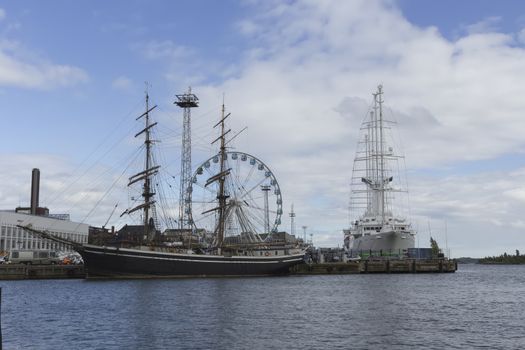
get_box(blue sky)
[0,1,250,156]
[2,0,525,257]
[399,0,525,38]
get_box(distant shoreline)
[457,256,525,265]
[477,261,525,265]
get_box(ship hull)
[77,244,305,278]
[348,231,415,254]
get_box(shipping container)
[407,248,433,259]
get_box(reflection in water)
[1,265,525,349]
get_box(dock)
[0,264,85,280]
[0,259,457,279]
[290,258,457,275]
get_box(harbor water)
[1,264,524,349]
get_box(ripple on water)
[1,264,525,349]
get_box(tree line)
[478,250,525,264]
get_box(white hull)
[347,230,415,254]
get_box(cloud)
[464,16,501,34]
[0,37,89,89]
[4,0,524,258]
[196,0,525,170]
[517,28,525,44]
[236,19,258,36]
[185,0,525,254]
[0,153,142,228]
[133,39,208,87]
[112,75,134,92]
[0,10,88,89]
[409,168,525,256]
[503,187,525,203]
[138,40,193,61]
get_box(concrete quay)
[0,264,85,280]
[0,259,457,279]
[290,258,458,275]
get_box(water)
[1,264,524,349]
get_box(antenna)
[175,87,199,230]
[302,225,307,243]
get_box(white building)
[0,211,88,253]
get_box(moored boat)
[344,85,415,257]
[23,91,305,278]
[78,244,304,278]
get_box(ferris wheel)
[189,151,283,242]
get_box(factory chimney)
[30,168,40,215]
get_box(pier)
[0,264,85,280]
[290,258,457,275]
[0,259,457,279]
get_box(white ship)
[344,85,415,257]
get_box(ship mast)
[377,84,386,224]
[144,93,152,236]
[214,102,230,252]
[124,90,159,242]
[365,85,386,224]
[372,90,379,220]
[365,115,371,214]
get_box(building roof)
[0,211,89,235]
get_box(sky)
[1,0,525,258]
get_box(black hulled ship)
[26,92,304,278]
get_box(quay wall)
[0,259,457,279]
[290,259,457,275]
[0,264,85,280]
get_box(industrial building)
[0,211,88,252]
[0,168,89,253]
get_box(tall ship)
[22,91,305,278]
[344,85,415,257]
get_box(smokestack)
[30,168,40,215]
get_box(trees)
[478,251,525,264]
[430,237,440,258]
